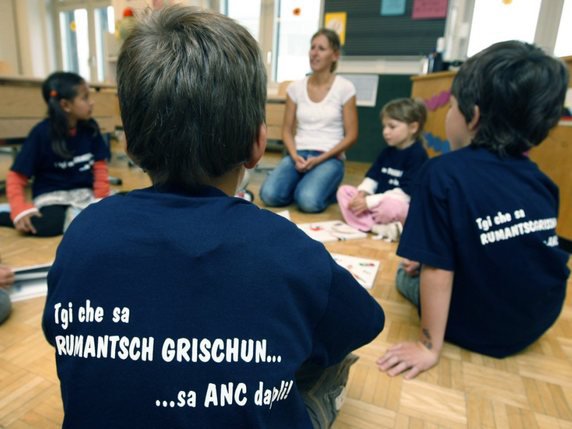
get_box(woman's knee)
[260,182,292,207]
[295,189,328,213]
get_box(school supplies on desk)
[9,263,51,302]
[331,253,380,290]
[297,221,367,243]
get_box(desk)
[411,56,572,240]
[0,75,121,139]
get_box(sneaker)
[235,189,254,202]
[371,221,403,242]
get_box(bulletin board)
[324,0,447,56]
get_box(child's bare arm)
[377,266,453,379]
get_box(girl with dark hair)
[0,71,111,237]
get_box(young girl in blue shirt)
[337,97,428,237]
[0,71,111,237]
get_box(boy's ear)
[244,124,267,169]
[468,105,480,131]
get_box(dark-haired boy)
[42,5,384,428]
[378,40,570,379]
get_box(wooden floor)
[0,147,571,428]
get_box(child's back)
[378,40,569,379]
[41,6,384,428]
[47,184,382,427]
[400,144,568,356]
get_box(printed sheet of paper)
[297,221,367,243]
[331,253,380,290]
[276,210,291,221]
[9,263,51,302]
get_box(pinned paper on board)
[331,253,380,289]
[324,12,347,45]
[412,0,448,19]
[381,0,406,16]
[297,221,367,243]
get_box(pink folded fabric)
[337,185,409,231]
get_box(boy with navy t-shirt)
[42,6,384,428]
[377,41,570,379]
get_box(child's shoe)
[371,221,403,242]
[235,189,254,202]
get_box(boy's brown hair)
[117,5,267,190]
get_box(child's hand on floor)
[15,212,41,235]
[0,266,14,288]
[376,340,439,379]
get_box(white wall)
[0,0,20,73]
[0,0,55,77]
[15,0,56,77]
[112,0,217,15]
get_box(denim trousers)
[297,354,359,429]
[0,289,12,325]
[260,151,344,213]
[395,265,420,307]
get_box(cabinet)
[0,76,121,139]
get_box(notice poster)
[381,0,406,16]
[324,12,347,45]
[412,0,448,19]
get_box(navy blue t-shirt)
[398,146,569,358]
[365,140,428,195]
[11,119,110,198]
[42,185,384,428]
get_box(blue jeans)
[260,151,344,213]
[396,265,420,307]
[0,289,12,325]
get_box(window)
[54,1,115,82]
[467,0,542,57]
[224,0,262,41]
[222,0,322,83]
[274,0,322,82]
[554,0,572,56]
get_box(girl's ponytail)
[41,72,86,159]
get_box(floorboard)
[0,146,570,428]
